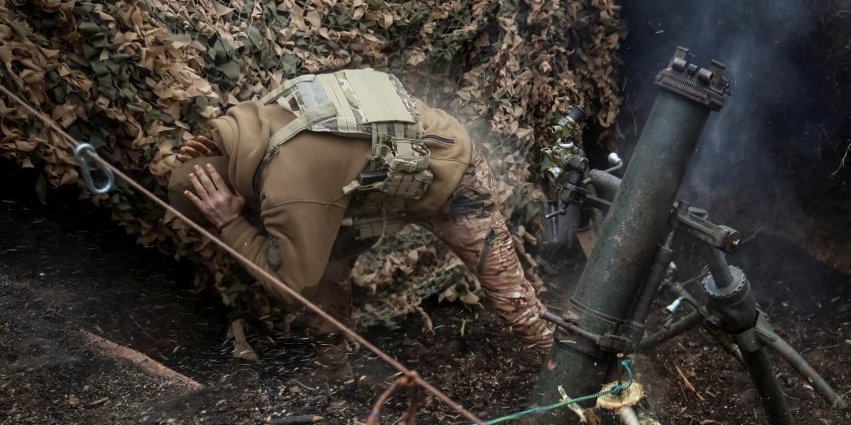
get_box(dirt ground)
[1,166,850,425]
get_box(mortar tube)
[528,89,713,423]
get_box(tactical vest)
[257,69,432,238]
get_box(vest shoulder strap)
[258,74,315,105]
[265,102,337,159]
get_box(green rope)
[475,359,635,425]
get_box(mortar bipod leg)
[703,323,746,366]
[639,310,703,351]
[737,342,796,425]
[651,282,743,363]
[752,313,848,408]
[700,246,795,425]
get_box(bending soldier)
[168,69,553,384]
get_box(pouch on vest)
[343,136,433,200]
[341,215,406,240]
[341,195,407,239]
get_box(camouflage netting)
[0,0,621,330]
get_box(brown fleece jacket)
[211,100,472,303]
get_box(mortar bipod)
[532,47,837,425]
[560,179,843,411]
[636,202,848,416]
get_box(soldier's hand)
[177,136,222,162]
[184,162,244,229]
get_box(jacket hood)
[208,101,270,202]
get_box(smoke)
[618,0,850,236]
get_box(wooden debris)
[80,330,203,391]
[270,414,324,424]
[674,364,704,401]
[596,382,646,410]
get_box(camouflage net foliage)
[0,0,621,330]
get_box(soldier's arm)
[218,201,343,306]
[183,163,304,304]
[177,136,221,162]
[217,214,303,304]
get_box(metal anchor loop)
[73,143,114,195]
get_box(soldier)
[168,69,553,385]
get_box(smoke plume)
[618,0,851,239]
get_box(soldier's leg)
[300,260,353,384]
[421,149,554,353]
[302,255,355,337]
[299,229,366,384]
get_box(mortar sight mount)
[541,105,621,222]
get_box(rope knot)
[366,370,423,425]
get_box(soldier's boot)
[294,333,353,391]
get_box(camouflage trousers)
[413,148,553,351]
[306,148,554,353]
